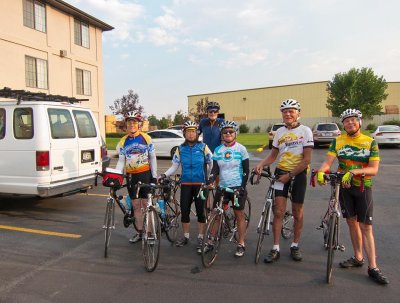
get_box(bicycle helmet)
[206,101,220,111]
[183,120,198,130]
[280,99,301,112]
[219,120,239,133]
[125,112,143,122]
[340,109,362,122]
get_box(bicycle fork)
[103,197,116,230]
[257,200,272,235]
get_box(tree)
[173,110,189,125]
[158,117,170,129]
[326,67,388,119]
[147,114,159,127]
[189,97,209,122]
[109,89,144,118]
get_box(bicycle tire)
[201,212,223,268]
[104,199,115,258]
[281,211,294,239]
[233,196,251,242]
[255,200,271,264]
[164,198,181,243]
[326,213,337,283]
[142,206,161,272]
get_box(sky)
[64,0,400,118]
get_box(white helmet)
[124,112,143,122]
[280,99,301,112]
[183,120,198,131]
[219,120,238,133]
[340,109,362,122]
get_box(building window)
[23,0,46,32]
[74,19,90,48]
[25,56,48,89]
[76,69,92,96]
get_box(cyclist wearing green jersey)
[317,109,389,285]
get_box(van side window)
[73,110,97,138]
[0,108,5,139]
[48,108,75,139]
[14,108,33,139]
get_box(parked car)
[312,122,341,147]
[147,129,185,157]
[168,125,184,131]
[371,125,400,146]
[268,123,285,149]
[0,87,106,198]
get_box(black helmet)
[206,101,220,111]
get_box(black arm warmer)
[208,160,220,182]
[241,158,250,188]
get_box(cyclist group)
[114,99,388,285]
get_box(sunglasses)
[222,130,235,135]
[127,121,139,125]
[208,110,218,114]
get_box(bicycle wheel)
[201,212,223,268]
[233,196,251,242]
[142,206,161,272]
[164,197,181,243]
[281,211,294,239]
[326,213,338,283]
[322,219,329,249]
[103,198,115,258]
[255,201,271,264]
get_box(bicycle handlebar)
[250,167,272,185]
[310,169,365,192]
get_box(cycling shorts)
[339,186,373,225]
[180,185,206,223]
[274,168,307,204]
[213,186,247,211]
[127,170,152,199]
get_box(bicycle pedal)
[339,245,345,252]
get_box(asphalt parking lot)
[0,147,399,302]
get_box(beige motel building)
[188,81,400,132]
[0,0,113,136]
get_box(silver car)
[312,122,341,147]
[371,125,400,146]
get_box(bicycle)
[200,185,251,268]
[311,170,365,284]
[96,168,139,258]
[250,167,294,264]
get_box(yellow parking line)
[0,225,81,238]
[79,193,109,197]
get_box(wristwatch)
[288,172,294,178]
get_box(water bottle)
[125,195,132,214]
[157,198,165,219]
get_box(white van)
[0,88,107,197]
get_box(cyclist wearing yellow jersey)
[317,109,388,285]
[255,99,313,263]
[116,112,157,244]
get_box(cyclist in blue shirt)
[159,121,213,254]
[199,101,224,153]
[207,120,250,257]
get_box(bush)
[106,132,125,138]
[383,119,400,126]
[239,124,249,133]
[366,123,377,131]
[253,126,261,133]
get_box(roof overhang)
[45,0,114,31]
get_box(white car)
[371,125,400,146]
[147,129,185,157]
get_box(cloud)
[147,28,178,46]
